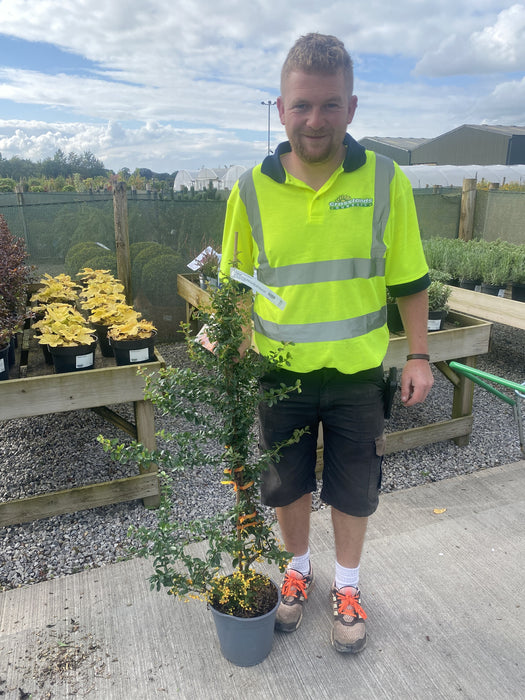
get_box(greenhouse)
[400,163,525,188]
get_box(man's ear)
[347,95,358,125]
[277,96,285,125]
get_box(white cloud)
[415,4,525,76]
[0,118,270,171]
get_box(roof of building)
[360,136,430,151]
[453,124,525,136]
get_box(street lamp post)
[261,100,276,155]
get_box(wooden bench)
[449,286,525,331]
[0,326,163,526]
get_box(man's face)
[277,69,357,166]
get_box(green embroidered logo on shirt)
[329,194,373,210]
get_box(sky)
[0,0,524,175]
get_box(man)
[220,33,433,654]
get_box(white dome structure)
[222,165,247,190]
[173,169,197,191]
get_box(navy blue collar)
[260,133,367,183]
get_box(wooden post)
[135,399,160,508]
[451,355,476,446]
[458,177,477,241]
[15,185,29,251]
[113,182,132,304]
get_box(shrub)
[509,246,525,284]
[427,280,451,312]
[480,240,514,286]
[0,214,33,345]
[140,254,182,306]
[65,241,100,276]
[83,252,118,278]
[0,178,16,193]
[460,240,484,282]
[131,242,176,293]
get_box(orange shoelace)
[336,589,367,619]
[282,571,309,599]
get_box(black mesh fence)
[0,191,226,341]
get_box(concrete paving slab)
[1,462,524,699]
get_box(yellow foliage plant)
[33,303,95,347]
[31,273,80,310]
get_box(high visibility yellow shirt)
[220,135,429,374]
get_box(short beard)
[289,133,336,165]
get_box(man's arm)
[396,289,434,406]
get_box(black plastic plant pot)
[50,338,97,373]
[110,333,156,366]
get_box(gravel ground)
[1,323,524,592]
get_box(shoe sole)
[330,628,367,654]
[275,611,303,633]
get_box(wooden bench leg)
[134,399,161,508]
[451,355,476,447]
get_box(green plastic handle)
[449,361,524,407]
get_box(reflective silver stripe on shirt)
[238,154,395,287]
[253,306,387,343]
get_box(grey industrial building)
[359,125,525,166]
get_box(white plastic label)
[129,348,150,363]
[0,358,5,373]
[427,318,442,331]
[230,268,286,310]
[76,352,94,369]
[187,246,222,271]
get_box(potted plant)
[32,303,97,373]
[106,315,157,365]
[0,298,14,380]
[78,267,132,356]
[459,240,483,290]
[385,287,403,333]
[480,240,513,296]
[505,244,525,302]
[77,267,157,364]
[427,272,451,331]
[187,246,222,290]
[442,238,465,286]
[0,215,33,378]
[99,276,307,666]
[31,273,81,311]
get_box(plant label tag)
[76,352,94,369]
[194,324,218,354]
[0,358,5,373]
[187,246,222,271]
[129,348,150,363]
[230,268,286,310]
[427,318,442,331]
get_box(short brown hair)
[281,33,354,95]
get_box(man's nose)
[306,107,325,129]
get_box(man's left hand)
[400,360,434,406]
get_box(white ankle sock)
[335,561,360,590]
[289,549,311,576]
